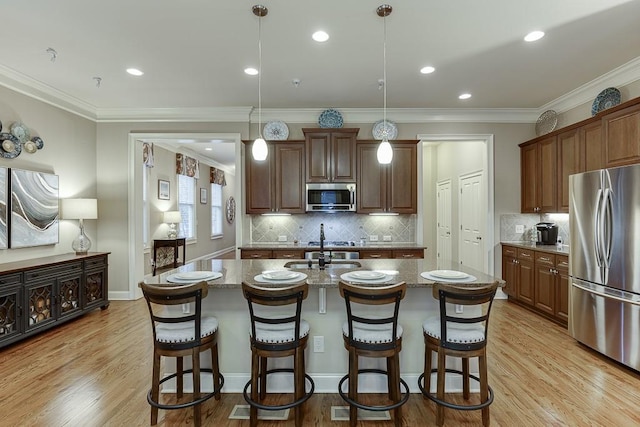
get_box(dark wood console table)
[0,252,110,349]
[153,238,186,275]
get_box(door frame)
[417,133,495,275]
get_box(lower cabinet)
[0,253,110,349]
[241,248,424,260]
[502,244,568,326]
[240,249,305,259]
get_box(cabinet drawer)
[271,250,304,259]
[535,253,555,266]
[392,249,424,259]
[359,250,393,259]
[502,246,518,257]
[556,255,569,270]
[0,273,22,286]
[241,250,272,259]
[85,256,107,269]
[25,262,83,281]
[517,249,534,261]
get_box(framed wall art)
[9,169,59,248]
[0,167,7,249]
[200,188,207,204]
[158,179,170,200]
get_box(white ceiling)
[2,0,640,168]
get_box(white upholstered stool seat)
[342,319,403,344]
[157,317,219,343]
[422,317,485,344]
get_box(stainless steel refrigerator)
[569,163,640,371]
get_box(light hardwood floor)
[1,298,639,426]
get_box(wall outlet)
[383,235,392,241]
[278,235,287,242]
[515,224,525,233]
[313,336,325,353]
[369,235,379,242]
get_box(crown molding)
[96,107,253,123]
[539,56,640,114]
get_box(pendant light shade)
[252,5,268,161]
[377,5,393,164]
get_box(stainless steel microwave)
[306,183,356,212]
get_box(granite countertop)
[501,241,570,256]
[146,258,501,289]
[238,242,426,250]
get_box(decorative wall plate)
[10,122,30,143]
[591,87,621,116]
[0,133,21,159]
[318,108,343,128]
[535,110,558,136]
[31,136,44,149]
[24,140,37,154]
[372,119,398,140]
[263,120,289,140]
[226,196,236,224]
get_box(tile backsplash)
[250,213,417,243]
[500,213,570,244]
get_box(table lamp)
[61,198,98,255]
[163,210,182,239]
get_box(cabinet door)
[555,256,570,323]
[388,144,417,213]
[357,144,387,213]
[25,280,55,332]
[331,131,357,182]
[305,132,331,182]
[0,284,23,345]
[538,136,558,213]
[604,105,640,167]
[557,130,580,213]
[275,143,305,213]
[58,272,82,319]
[501,254,518,298]
[246,145,274,214]
[518,258,535,306]
[520,143,539,213]
[580,120,603,172]
[534,254,556,316]
[85,268,107,309]
[241,250,273,259]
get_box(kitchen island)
[145,258,502,394]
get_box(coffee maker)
[536,222,558,245]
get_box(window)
[178,174,196,239]
[211,183,223,238]
[142,165,149,248]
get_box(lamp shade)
[163,210,182,224]
[61,198,98,220]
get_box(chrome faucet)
[318,223,331,269]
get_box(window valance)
[210,167,227,186]
[176,153,199,178]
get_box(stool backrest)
[432,282,498,352]
[241,282,309,351]
[139,281,208,350]
[339,281,407,351]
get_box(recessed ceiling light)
[312,31,329,42]
[126,68,144,76]
[459,93,472,100]
[420,66,435,74]
[244,67,259,76]
[524,31,545,42]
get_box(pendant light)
[376,4,393,164]
[252,5,268,161]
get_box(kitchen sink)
[284,261,362,270]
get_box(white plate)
[340,272,391,284]
[263,120,289,140]
[166,271,222,283]
[175,271,219,280]
[372,119,398,140]
[261,270,300,280]
[428,270,469,279]
[254,272,307,283]
[349,270,386,280]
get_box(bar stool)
[241,282,315,427]
[338,281,409,427]
[418,283,498,426]
[139,281,224,427]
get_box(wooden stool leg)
[176,356,184,399]
[294,347,305,427]
[462,357,470,400]
[389,354,402,427]
[250,350,259,427]
[348,348,358,427]
[211,343,221,400]
[151,351,161,425]
[480,353,490,427]
[424,342,432,398]
[436,349,446,426]
[259,356,268,400]
[192,349,201,427]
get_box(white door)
[459,172,485,272]
[436,180,452,269]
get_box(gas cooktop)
[308,240,355,247]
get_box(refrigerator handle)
[594,188,603,267]
[572,281,640,307]
[602,187,613,268]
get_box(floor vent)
[228,404,290,420]
[330,406,391,421]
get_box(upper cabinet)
[356,141,417,214]
[303,128,358,182]
[245,141,306,214]
[603,104,640,167]
[520,136,558,213]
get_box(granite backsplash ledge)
[250,213,417,244]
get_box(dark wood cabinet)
[271,249,305,259]
[245,141,306,214]
[0,253,109,349]
[240,249,305,259]
[517,249,535,306]
[391,249,424,259]
[603,104,640,167]
[555,256,569,323]
[534,253,556,316]
[303,128,358,182]
[557,129,581,212]
[580,120,603,172]
[501,246,518,298]
[521,136,558,214]
[359,249,393,259]
[520,143,539,213]
[357,141,417,214]
[153,238,186,275]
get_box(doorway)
[459,171,485,271]
[436,179,452,269]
